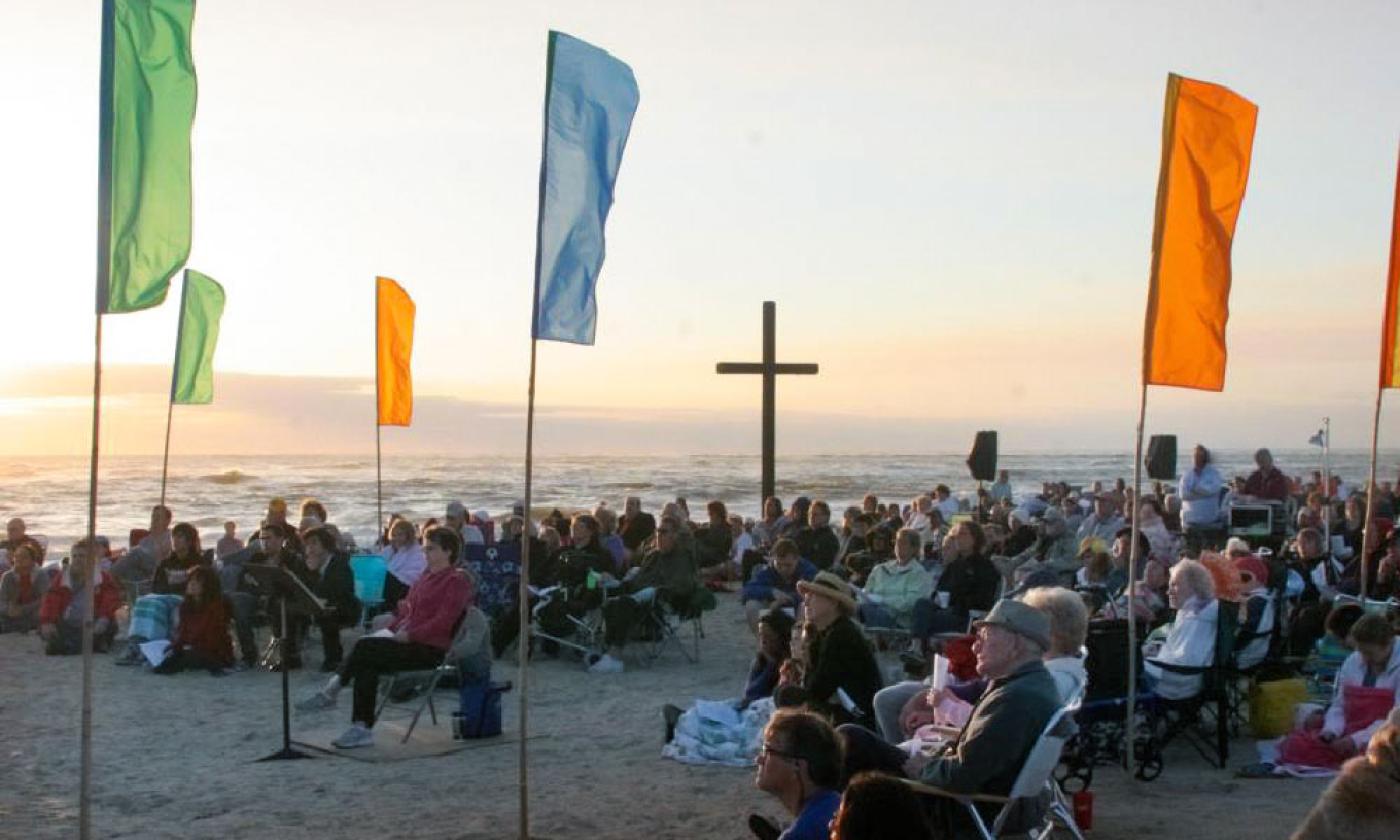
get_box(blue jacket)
[741,558,817,604]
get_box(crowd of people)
[3,445,1400,837]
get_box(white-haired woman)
[1142,559,1218,700]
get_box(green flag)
[171,270,224,404]
[98,0,198,314]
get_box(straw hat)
[796,571,858,614]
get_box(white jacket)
[1143,598,1218,700]
[1322,641,1400,747]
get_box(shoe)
[114,649,144,666]
[319,659,341,673]
[296,690,338,713]
[332,724,374,749]
[588,653,624,674]
[1235,762,1278,779]
[663,704,684,743]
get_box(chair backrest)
[1004,705,1076,800]
[349,553,388,605]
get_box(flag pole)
[518,337,538,840]
[82,4,116,837]
[1361,391,1383,599]
[159,399,174,508]
[1124,380,1147,781]
[374,281,384,539]
[1321,416,1331,550]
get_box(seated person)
[224,521,306,670]
[775,572,882,728]
[380,518,426,612]
[729,514,756,579]
[215,520,243,561]
[296,526,474,749]
[908,521,1001,640]
[292,526,361,671]
[589,515,700,675]
[111,504,173,587]
[0,542,48,633]
[997,508,1076,584]
[39,538,122,655]
[839,527,892,587]
[836,599,1063,837]
[1273,613,1399,771]
[794,501,840,572]
[1142,558,1219,700]
[742,608,797,710]
[695,500,735,582]
[857,528,933,630]
[829,771,933,840]
[742,539,817,633]
[748,709,843,840]
[882,586,1088,746]
[118,522,207,664]
[153,566,235,676]
[1304,603,1365,699]
[1232,553,1275,671]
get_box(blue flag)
[531,31,640,345]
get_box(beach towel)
[128,594,182,642]
[662,697,774,767]
[462,543,521,618]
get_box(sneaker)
[332,724,374,749]
[588,654,624,674]
[319,659,341,674]
[296,690,338,713]
[114,647,144,666]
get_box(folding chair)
[348,553,388,629]
[375,606,486,743]
[639,587,714,665]
[904,702,1080,840]
[1145,598,1238,768]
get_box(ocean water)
[1,449,1393,552]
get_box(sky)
[2,1,1399,456]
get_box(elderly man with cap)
[776,571,882,728]
[837,599,1063,835]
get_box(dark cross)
[716,301,819,503]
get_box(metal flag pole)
[1124,381,1148,781]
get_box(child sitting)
[154,566,234,675]
[1275,614,1399,770]
[1304,603,1365,701]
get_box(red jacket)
[172,597,234,667]
[390,566,474,651]
[39,568,122,625]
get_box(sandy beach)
[2,591,1327,839]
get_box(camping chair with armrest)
[348,553,388,629]
[638,585,715,666]
[903,701,1080,840]
[1145,598,1238,769]
[375,606,485,743]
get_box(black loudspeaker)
[1146,435,1177,480]
[967,431,998,482]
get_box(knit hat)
[974,599,1052,651]
[796,571,858,614]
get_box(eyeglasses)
[758,743,801,762]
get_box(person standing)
[1179,445,1226,547]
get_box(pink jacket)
[390,566,474,651]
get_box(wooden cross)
[716,301,819,503]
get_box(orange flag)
[1378,147,1400,388]
[376,277,415,426]
[1142,74,1258,391]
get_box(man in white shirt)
[1179,445,1225,544]
[933,485,960,521]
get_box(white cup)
[936,591,951,609]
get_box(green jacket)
[629,543,698,601]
